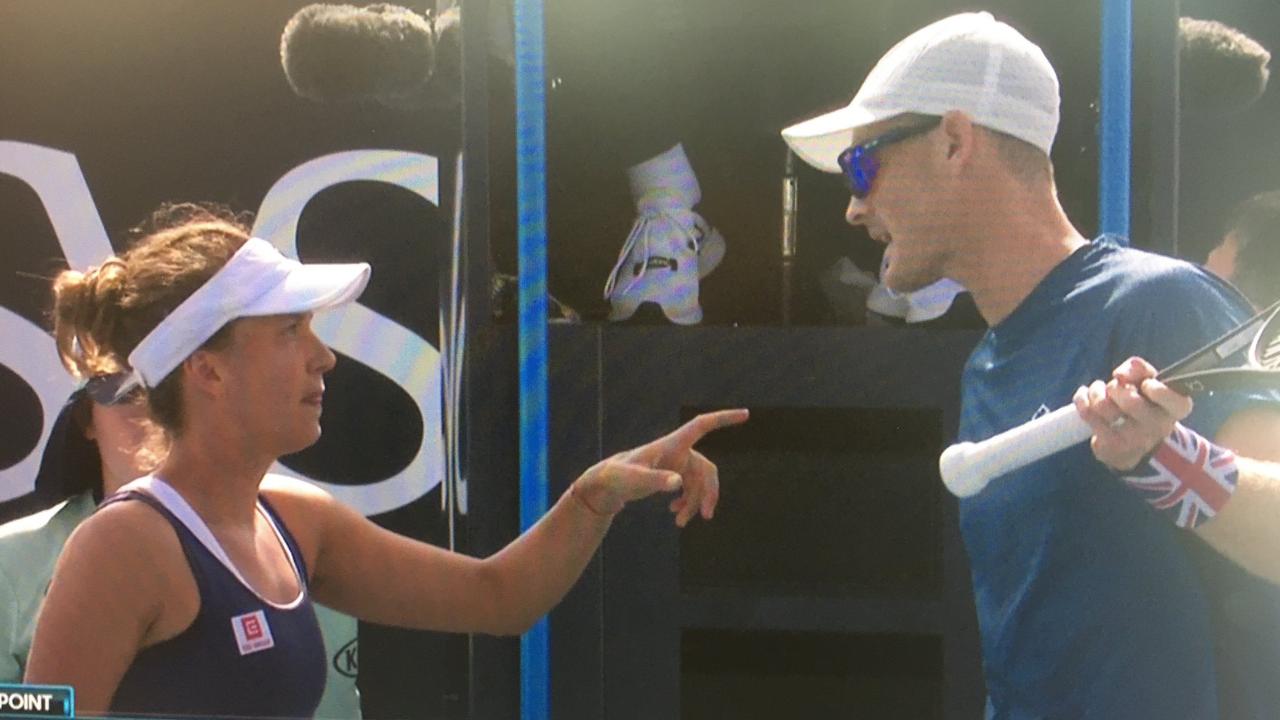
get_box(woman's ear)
[183,349,227,399]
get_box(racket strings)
[1257,329,1280,369]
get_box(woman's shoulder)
[259,473,333,503]
[258,474,337,527]
[73,494,182,562]
[47,494,187,611]
[257,474,342,566]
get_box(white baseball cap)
[782,12,1060,173]
[122,237,371,393]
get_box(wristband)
[1118,422,1238,529]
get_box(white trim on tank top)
[120,474,306,610]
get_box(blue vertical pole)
[513,1,550,719]
[1099,0,1132,242]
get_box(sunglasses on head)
[836,118,942,199]
[82,373,142,406]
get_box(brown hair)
[52,202,253,435]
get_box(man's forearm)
[1196,457,1280,584]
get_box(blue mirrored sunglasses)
[836,119,942,199]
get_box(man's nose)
[845,195,870,227]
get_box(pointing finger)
[667,409,749,453]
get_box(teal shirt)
[0,491,361,719]
[313,605,361,719]
[0,492,91,684]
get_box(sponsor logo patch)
[232,610,276,655]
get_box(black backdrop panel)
[536,0,1105,325]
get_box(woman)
[24,204,745,717]
[0,375,362,718]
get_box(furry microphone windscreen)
[1180,17,1272,116]
[280,3,436,106]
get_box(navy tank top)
[102,477,326,719]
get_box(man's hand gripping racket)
[940,299,1280,497]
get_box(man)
[782,12,1280,719]
[1204,189,1280,309]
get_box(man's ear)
[939,109,976,164]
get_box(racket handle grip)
[939,404,1093,497]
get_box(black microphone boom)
[1180,17,1272,116]
[280,3,437,107]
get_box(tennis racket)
[940,298,1280,498]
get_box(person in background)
[0,383,155,681]
[1204,189,1280,309]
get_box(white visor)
[122,237,371,393]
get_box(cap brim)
[781,104,876,173]
[248,261,371,317]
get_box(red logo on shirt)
[232,610,275,655]
[241,615,264,641]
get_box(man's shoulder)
[1093,244,1211,291]
[1088,244,1249,318]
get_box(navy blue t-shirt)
[959,238,1280,719]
